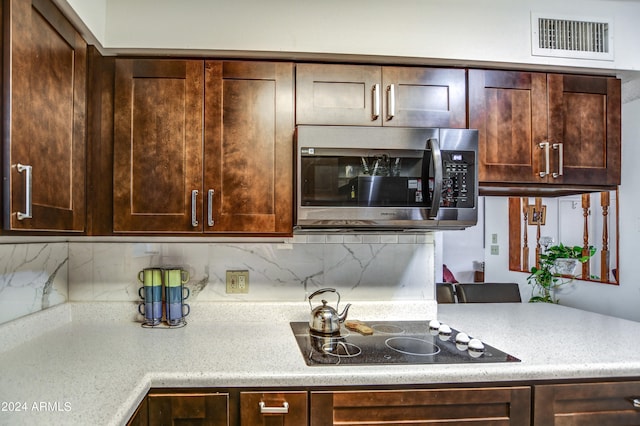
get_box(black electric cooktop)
[291,321,520,366]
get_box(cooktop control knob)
[438,324,452,341]
[455,332,470,350]
[468,338,485,358]
[428,319,441,335]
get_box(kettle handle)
[308,288,340,309]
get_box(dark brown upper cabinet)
[296,63,466,128]
[2,0,87,232]
[113,59,294,235]
[469,69,621,190]
[547,73,621,186]
[113,59,204,233]
[204,61,294,235]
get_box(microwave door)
[424,138,442,219]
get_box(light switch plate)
[490,245,499,255]
[226,270,249,294]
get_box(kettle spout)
[338,303,352,323]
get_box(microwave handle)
[427,138,442,219]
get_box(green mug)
[163,268,190,287]
[138,268,163,286]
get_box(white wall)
[483,97,640,321]
[61,0,107,43]
[439,197,485,283]
[92,0,640,71]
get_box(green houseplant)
[527,243,596,303]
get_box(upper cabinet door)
[547,74,621,186]
[204,61,294,234]
[382,67,466,128]
[113,59,204,233]
[469,69,548,184]
[296,64,466,128]
[296,63,382,126]
[470,69,621,188]
[3,0,86,231]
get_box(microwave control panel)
[441,151,475,208]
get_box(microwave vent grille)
[531,13,613,61]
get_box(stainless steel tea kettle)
[308,288,351,334]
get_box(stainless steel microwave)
[295,126,478,231]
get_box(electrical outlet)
[490,245,499,255]
[226,270,249,294]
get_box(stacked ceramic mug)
[137,267,190,327]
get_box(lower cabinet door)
[126,397,148,426]
[534,381,640,425]
[147,392,229,426]
[240,391,308,425]
[310,387,531,425]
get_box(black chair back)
[436,283,456,304]
[455,283,522,303]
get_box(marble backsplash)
[0,243,68,325]
[0,234,435,325]
[68,234,435,304]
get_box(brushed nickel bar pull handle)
[632,398,640,408]
[191,190,199,227]
[207,189,214,227]
[427,138,442,219]
[539,142,550,178]
[16,163,32,220]
[372,83,380,120]
[259,401,289,414]
[552,143,564,178]
[386,84,395,120]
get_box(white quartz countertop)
[1,301,640,425]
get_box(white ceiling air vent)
[531,12,614,61]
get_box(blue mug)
[163,268,190,326]
[137,268,163,326]
[166,302,190,326]
[166,285,190,303]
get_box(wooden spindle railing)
[535,197,542,269]
[508,197,522,272]
[522,197,529,271]
[581,194,590,279]
[601,192,610,282]
[507,191,618,285]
